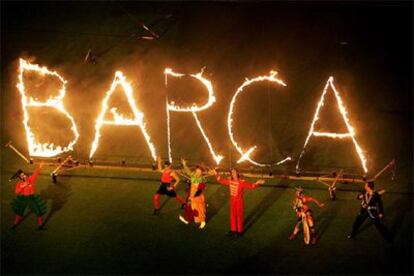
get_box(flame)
[165,67,223,164]
[164,67,216,112]
[192,112,224,164]
[17,58,80,157]
[89,71,157,160]
[228,70,290,167]
[296,77,368,173]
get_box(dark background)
[1,1,412,275]
[2,1,412,176]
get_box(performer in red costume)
[10,162,47,230]
[288,186,324,245]
[211,168,264,236]
[153,156,184,215]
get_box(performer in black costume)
[348,181,392,241]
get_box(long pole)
[5,141,30,163]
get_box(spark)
[17,58,80,157]
[165,67,223,164]
[89,71,157,160]
[296,77,368,173]
[228,70,290,167]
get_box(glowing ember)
[296,77,368,173]
[164,67,223,164]
[17,58,80,157]
[89,71,157,160]
[228,70,290,167]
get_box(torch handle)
[7,144,30,163]
[52,156,71,175]
[373,160,395,180]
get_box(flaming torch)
[164,67,223,165]
[17,58,80,157]
[89,71,157,161]
[296,77,368,173]
[227,70,290,167]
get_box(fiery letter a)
[296,77,368,173]
[89,71,157,160]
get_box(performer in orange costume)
[179,159,207,229]
[211,168,264,236]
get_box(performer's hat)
[9,169,25,182]
[295,186,304,193]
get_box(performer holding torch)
[211,168,264,237]
[289,186,324,245]
[10,162,47,230]
[153,156,184,215]
[347,181,392,241]
[178,159,207,229]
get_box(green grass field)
[1,151,412,275]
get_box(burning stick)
[328,169,343,200]
[51,155,73,176]
[5,141,32,163]
[372,159,396,181]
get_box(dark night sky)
[1,1,412,177]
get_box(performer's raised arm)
[157,155,163,172]
[210,169,230,186]
[181,158,192,176]
[30,162,43,181]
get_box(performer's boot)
[153,194,161,215]
[11,215,22,230]
[289,224,300,240]
[37,216,46,230]
[199,221,206,229]
[226,231,236,236]
[310,226,317,244]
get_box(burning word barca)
[17,58,367,173]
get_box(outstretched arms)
[242,179,265,189]
[306,196,325,208]
[210,168,230,186]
